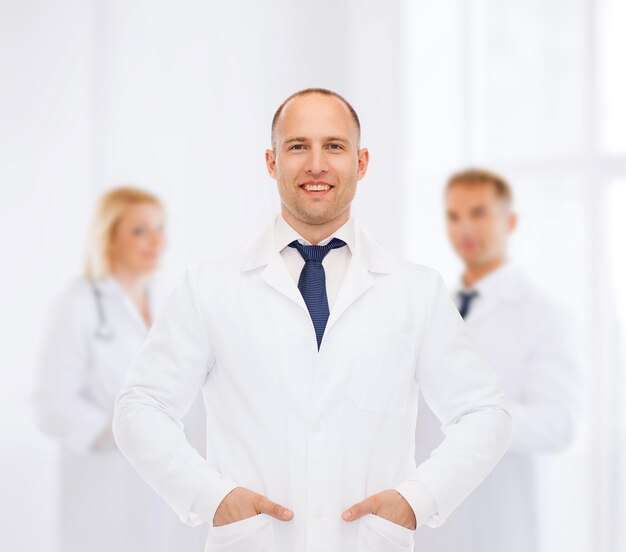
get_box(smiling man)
[113,89,513,552]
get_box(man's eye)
[327,143,343,150]
[288,144,305,150]
[133,227,147,236]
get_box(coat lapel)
[240,217,393,331]
[324,252,373,335]
[464,263,529,325]
[260,253,308,312]
[325,220,392,335]
[94,276,151,335]
[240,220,308,313]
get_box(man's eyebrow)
[283,136,351,145]
[283,137,309,144]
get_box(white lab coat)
[414,262,579,552]
[113,216,513,552]
[35,275,208,552]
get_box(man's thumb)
[342,497,375,522]
[257,496,293,521]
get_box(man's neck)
[281,208,350,245]
[462,256,507,288]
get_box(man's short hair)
[446,168,513,206]
[271,88,361,150]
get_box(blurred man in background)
[414,168,580,552]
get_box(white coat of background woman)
[34,187,207,552]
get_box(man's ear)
[265,148,277,179]
[357,147,370,180]
[508,211,518,233]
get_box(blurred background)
[0,0,624,551]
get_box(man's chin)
[461,255,484,268]
[292,207,344,226]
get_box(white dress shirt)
[275,214,353,310]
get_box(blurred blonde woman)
[35,187,175,552]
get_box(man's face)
[446,182,516,267]
[266,94,369,227]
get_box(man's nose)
[458,223,478,244]
[305,148,329,175]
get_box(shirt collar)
[458,261,513,296]
[92,274,124,295]
[459,261,533,306]
[91,273,159,297]
[457,261,516,297]
[274,214,355,253]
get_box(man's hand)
[342,489,417,530]
[213,487,294,527]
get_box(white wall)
[0,1,95,549]
[92,0,409,274]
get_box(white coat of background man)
[414,169,580,552]
[113,89,513,552]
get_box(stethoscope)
[90,281,115,340]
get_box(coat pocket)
[357,513,415,552]
[347,331,416,418]
[205,513,275,552]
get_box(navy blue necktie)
[458,290,478,319]
[289,238,347,349]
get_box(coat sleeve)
[394,270,513,528]
[34,285,110,454]
[112,267,239,527]
[507,301,580,453]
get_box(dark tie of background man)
[457,290,479,319]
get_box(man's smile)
[299,180,334,196]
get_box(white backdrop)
[1,1,623,551]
